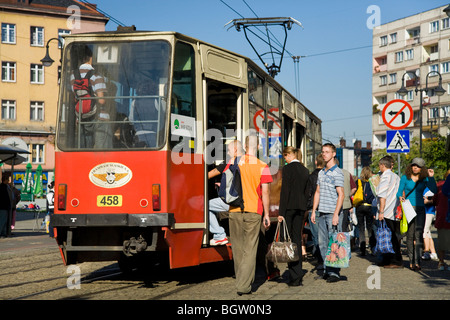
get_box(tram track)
[10,267,124,300]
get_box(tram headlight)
[152,184,161,211]
[57,184,67,210]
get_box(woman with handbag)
[277,146,310,286]
[355,167,376,256]
[397,158,437,271]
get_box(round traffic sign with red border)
[381,99,414,130]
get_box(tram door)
[205,80,241,244]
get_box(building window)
[30,64,44,83]
[1,100,15,120]
[430,20,439,33]
[30,101,44,121]
[1,23,16,44]
[389,73,397,84]
[442,105,450,118]
[30,26,44,46]
[1,61,16,82]
[430,44,439,54]
[405,49,414,60]
[58,29,71,47]
[429,64,439,75]
[443,17,450,30]
[395,51,403,63]
[380,75,387,86]
[380,35,388,46]
[406,90,414,101]
[430,107,439,119]
[442,61,450,74]
[390,32,397,43]
[31,144,45,164]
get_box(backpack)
[218,157,244,210]
[73,69,97,118]
[362,180,375,204]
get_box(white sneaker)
[430,253,438,261]
[210,237,228,246]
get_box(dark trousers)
[284,209,305,282]
[383,218,402,265]
[356,205,376,249]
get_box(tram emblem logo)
[89,162,132,188]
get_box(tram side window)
[248,68,264,107]
[248,68,265,160]
[171,42,196,152]
[264,82,281,170]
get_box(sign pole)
[398,153,401,177]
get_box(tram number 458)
[97,195,123,207]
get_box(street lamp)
[444,4,450,17]
[397,70,445,156]
[40,38,63,67]
[443,106,450,126]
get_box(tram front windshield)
[57,40,171,150]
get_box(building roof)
[378,4,448,27]
[0,0,109,22]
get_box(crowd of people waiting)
[208,140,450,294]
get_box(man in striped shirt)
[71,45,109,148]
[376,155,402,268]
[311,143,345,283]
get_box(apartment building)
[372,4,450,150]
[0,0,108,187]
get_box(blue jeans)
[308,211,320,258]
[209,198,228,240]
[317,211,343,278]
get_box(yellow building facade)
[0,0,108,188]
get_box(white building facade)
[372,5,450,150]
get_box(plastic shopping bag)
[324,227,351,268]
[374,220,395,254]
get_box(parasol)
[33,164,43,198]
[22,163,34,201]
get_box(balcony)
[406,36,420,46]
[406,77,419,87]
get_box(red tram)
[52,30,322,270]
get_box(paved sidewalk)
[0,211,55,253]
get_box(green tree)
[370,134,450,181]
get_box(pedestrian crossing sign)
[386,130,410,153]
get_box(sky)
[88,0,449,146]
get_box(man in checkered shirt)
[311,143,345,283]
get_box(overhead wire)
[219,0,376,141]
[78,0,126,27]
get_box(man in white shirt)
[376,155,402,268]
